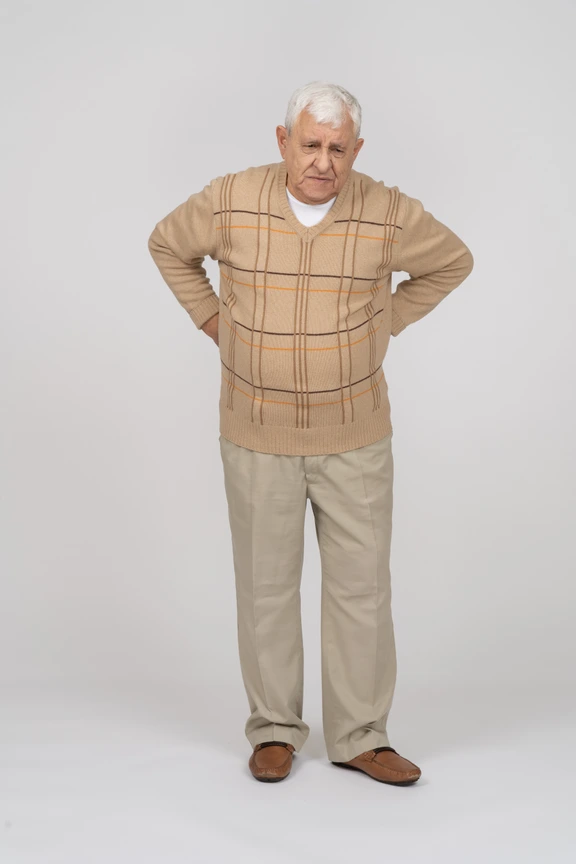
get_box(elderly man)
[148,81,474,785]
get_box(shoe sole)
[331,761,420,786]
[252,774,290,782]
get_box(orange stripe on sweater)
[221,273,383,295]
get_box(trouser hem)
[326,732,392,764]
[247,730,308,754]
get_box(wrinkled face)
[276,107,364,205]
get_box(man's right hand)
[202,312,219,346]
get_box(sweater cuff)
[391,308,407,337]
[189,293,220,330]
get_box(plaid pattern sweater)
[148,160,474,455]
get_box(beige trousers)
[218,431,397,764]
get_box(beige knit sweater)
[148,160,473,455]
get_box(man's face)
[276,108,364,205]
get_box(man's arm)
[391,192,474,336]
[147,180,220,331]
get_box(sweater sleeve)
[147,179,221,330]
[391,192,474,337]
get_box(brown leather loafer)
[332,746,421,785]
[249,741,296,782]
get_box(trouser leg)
[306,433,397,763]
[218,435,310,752]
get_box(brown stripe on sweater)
[221,298,384,336]
[221,369,385,407]
[213,209,403,230]
[249,169,264,420]
[217,224,298,236]
[334,218,402,229]
[292,240,305,427]
[347,178,366,421]
[372,186,401,409]
[222,172,239,411]
[336,178,357,423]
[248,168,271,422]
[219,174,230,408]
[378,186,401,277]
[366,179,381,410]
[214,209,285,221]
[258,171,274,425]
[295,239,307,427]
[300,241,313,427]
[320,231,398,243]
[220,263,384,281]
[302,239,314,426]
[221,359,384,395]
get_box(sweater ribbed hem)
[219,405,393,456]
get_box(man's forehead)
[302,133,348,145]
[295,117,352,144]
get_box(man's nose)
[313,148,333,173]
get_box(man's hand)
[201,312,219,346]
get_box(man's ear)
[352,138,365,161]
[276,125,288,156]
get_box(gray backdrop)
[1,1,574,862]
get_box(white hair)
[285,81,362,140]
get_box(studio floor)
[0,679,573,863]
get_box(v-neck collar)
[275,160,353,242]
